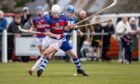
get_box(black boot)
[37,69,43,77]
[77,69,88,76]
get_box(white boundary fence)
[1,13,140,63]
[1,30,140,63]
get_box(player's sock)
[31,56,44,72]
[73,58,81,70]
[39,57,49,71]
[73,58,89,76]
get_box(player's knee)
[42,52,48,57]
[47,54,54,59]
[72,55,78,58]
[66,51,78,58]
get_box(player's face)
[36,10,43,16]
[51,12,59,18]
[66,12,74,17]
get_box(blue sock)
[73,58,81,70]
[39,57,49,71]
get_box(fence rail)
[1,31,140,63]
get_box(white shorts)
[36,38,44,46]
[42,36,63,50]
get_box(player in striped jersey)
[37,5,88,77]
[31,6,48,52]
[27,6,48,75]
[28,6,60,76]
[28,5,66,76]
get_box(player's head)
[65,5,75,17]
[51,4,61,18]
[36,6,44,16]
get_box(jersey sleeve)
[44,16,51,31]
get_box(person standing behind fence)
[7,14,22,61]
[21,7,32,25]
[0,10,7,32]
[102,19,115,61]
[91,16,103,61]
[129,17,138,52]
[116,17,132,63]
[121,32,133,64]
[8,14,22,33]
[77,10,93,57]
[0,10,7,61]
[21,7,32,62]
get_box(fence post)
[72,31,77,54]
[2,30,7,63]
[70,31,77,62]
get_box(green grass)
[0,61,140,84]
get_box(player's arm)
[65,23,84,37]
[44,30,61,39]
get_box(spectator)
[0,10,7,32]
[0,10,7,60]
[23,16,32,30]
[7,14,22,61]
[91,16,103,61]
[8,15,22,33]
[102,19,115,61]
[21,7,32,62]
[21,7,32,25]
[116,17,132,63]
[77,10,93,57]
[80,36,92,59]
[129,17,138,51]
[120,32,133,64]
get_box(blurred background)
[0,0,140,13]
[0,0,140,63]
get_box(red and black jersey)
[46,14,68,39]
[32,16,49,38]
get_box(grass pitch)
[0,61,140,84]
